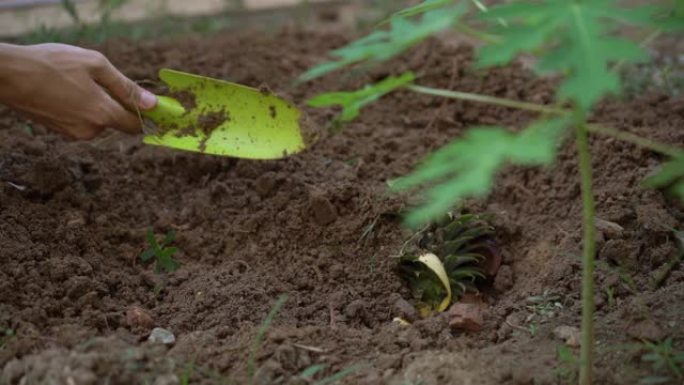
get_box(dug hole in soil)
[1,24,684,385]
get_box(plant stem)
[586,124,682,158]
[576,121,596,385]
[611,29,662,73]
[469,0,508,27]
[407,85,683,157]
[454,24,502,44]
[407,85,566,115]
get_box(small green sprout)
[397,212,497,309]
[641,338,684,384]
[526,290,563,319]
[554,345,579,385]
[643,155,684,206]
[0,329,14,348]
[141,229,180,273]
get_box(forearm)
[0,43,31,104]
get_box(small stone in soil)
[552,325,580,347]
[448,303,484,332]
[126,305,154,330]
[595,218,624,238]
[392,297,419,323]
[153,374,180,385]
[148,328,176,345]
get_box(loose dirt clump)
[169,90,197,112]
[197,109,229,136]
[197,108,229,152]
[1,27,683,385]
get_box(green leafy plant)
[299,4,467,82]
[643,155,684,202]
[555,345,580,385]
[60,0,80,23]
[0,329,14,348]
[391,117,571,224]
[300,1,683,384]
[308,72,415,123]
[527,290,563,319]
[641,338,684,384]
[141,229,180,273]
[397,212,496,311]
[57,0,130,42]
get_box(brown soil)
[197,109,229,135]
[1,26,684,385]
[170,90,198,113]
[196,109,229,152]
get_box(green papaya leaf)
[391,117,571,227]
[477,0,660,111]
[642,154,684,202]
[307,72,415,122]
[299,4,466,82]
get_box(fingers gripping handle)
[141,96,187,133]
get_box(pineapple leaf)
[444,253,485,269]
[450,267,487,281]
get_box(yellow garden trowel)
[141,69,310,160]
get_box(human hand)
[0,43,157,140]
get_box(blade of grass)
[299,364,327,379]
[313,364,364,385]
[248,294,288,384]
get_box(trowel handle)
[141,96,187,125]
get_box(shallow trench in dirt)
[1,27,684,385]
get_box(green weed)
[300,2,683,383]
[141,229,180,274]
[526,290,563,319]
[555,345,580,385]
[60,0,80,23]
[24,123,35,136]
[641,338,684,384]
[181,362,232,385]
[179,362,195,385]
[0,329,14,348]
